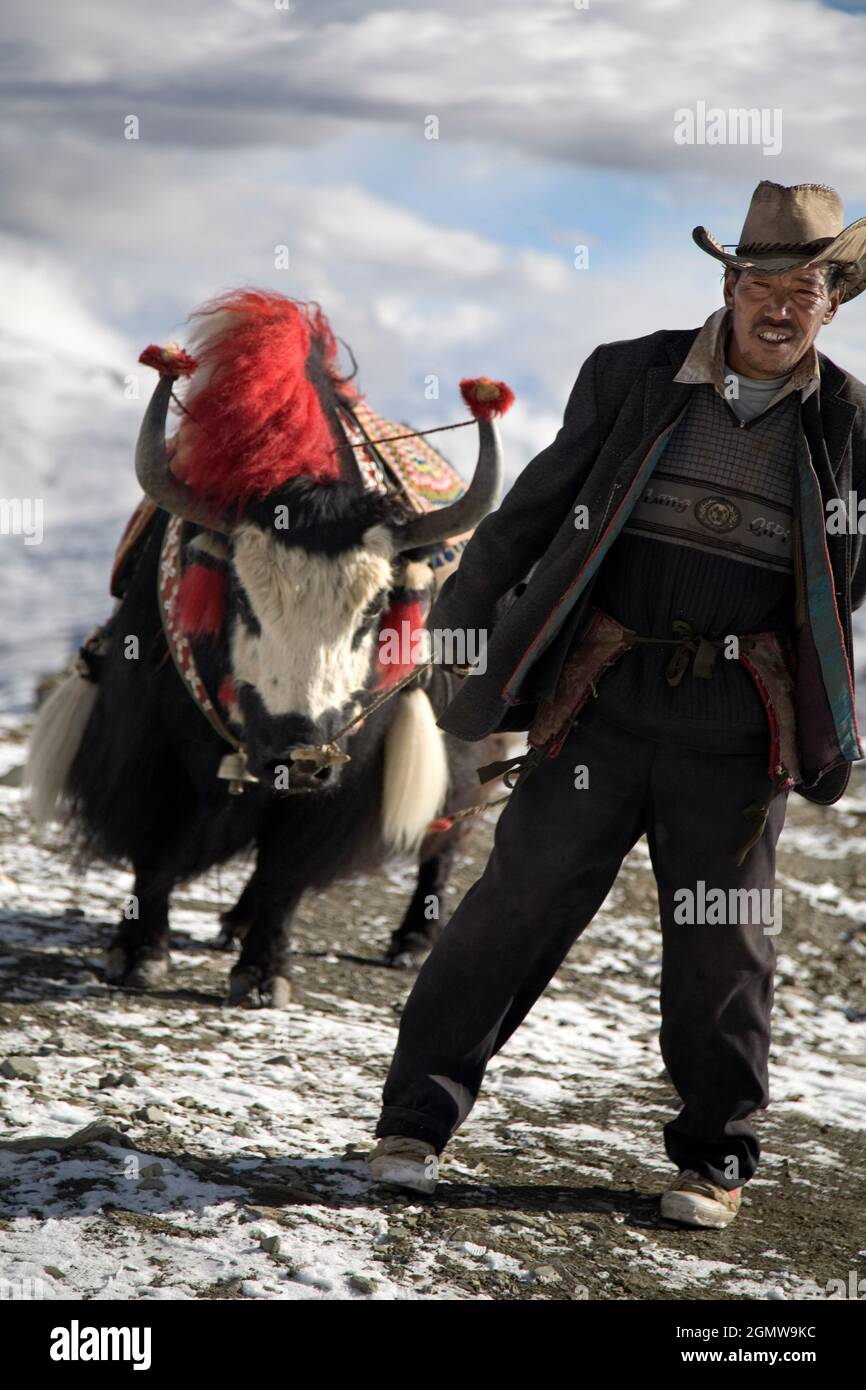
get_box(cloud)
[4,0,864,471]
[3,0,866,191]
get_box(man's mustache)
[753,321,799,335]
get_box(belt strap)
[623,618,724,685]
[732,766,791,867]
[480,608,796,870]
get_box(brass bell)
[217,748,259,795]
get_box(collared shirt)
[673,306,820,415]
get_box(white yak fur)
[382,687,449,854]
[230,522,396,720]
[24,672,97,828]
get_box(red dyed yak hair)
[171,289,357,513]
[374,597,426,690]
[177,563,227,637]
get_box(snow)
[1,713,865,1299]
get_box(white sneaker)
[367,1135,439,1195]
[660,1169,742,1228]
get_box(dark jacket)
[429,325,866,805]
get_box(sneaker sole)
[661,1191,738,1228]
[368,1157,439,1195]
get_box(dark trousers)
[375,703,789,1189]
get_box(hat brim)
[692,219,866,302]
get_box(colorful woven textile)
[336,399,473,573]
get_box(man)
[367,181,866,1228]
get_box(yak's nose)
[258,756,336,792]
[288,758,335,788]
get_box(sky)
[3,0,866,704]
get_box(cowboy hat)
[693,180,866,302]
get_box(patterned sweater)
[586,380,799,752]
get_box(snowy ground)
[0,715,865,1302]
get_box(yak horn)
[393,414,504,551]
[135,374,230,533]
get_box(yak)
[25,289,515,1007]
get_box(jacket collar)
[653,321,855,478]
[671,306,820,407]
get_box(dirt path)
[1,716,864,1301]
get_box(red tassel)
[375,599,425,689]
[459,376,515,421]
[218,674,237,709]
[139,343,199,378]
[177,564,226,636]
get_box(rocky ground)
[0,714,865,1302]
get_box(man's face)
[723,264,842,379]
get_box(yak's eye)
[351,590,389,649]
[232,576,261,636]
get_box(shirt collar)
[673,306,820,407]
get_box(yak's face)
[227,520,396,788]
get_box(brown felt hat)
[693,180,866,302]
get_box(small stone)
[264,1055,294,1066]
[348,1274,377,1294]
[43,1266,64,1279]
[139,1162,164,1178]
[139,1177,166,1192]
[99,1073,121,1089]
[232,1121,252,1137]
[259,1235,281,1255]
[0,1057,39,1081]
[447,1228,475,1245]
[132,1105,169,1124]
[242,1204,290,1224]
[216,1276,244,1295]
[117,1073,138,1087]
[0,1120,132,1153]
[456,1240,486,1257]
[531,1265,562,1284]
[288,1269,333,1291]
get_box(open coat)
[429,324,866,805]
